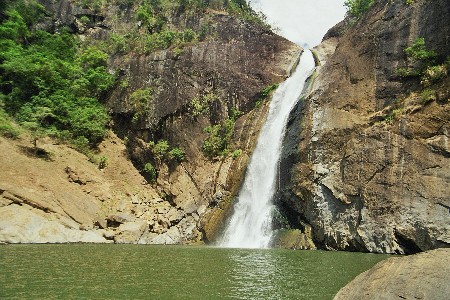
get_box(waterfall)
[220,50,315,248]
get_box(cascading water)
[220,50,316,248]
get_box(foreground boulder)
[334,248,450,300]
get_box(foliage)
[143,162,157,183]
[421,65,447,86]
[404,38,437,62]
[420,89,436,103]
[202,119,235,158]
[168,147,186,162]
[153,139,170,159]
[190,93,216,117]
[344,0,374,19]
[396,38,448,86]
[0,2,114,146]
[98,156,108,169]
[230,107,243,121]
[0,106,21,139]
[259,84,279,99]
[225,0,271,29]
[255,83,278,108]
[130,88,153,123]
[231,149,242,159]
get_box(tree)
[344,0,374,18]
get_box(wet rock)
[273,229,316,250]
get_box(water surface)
[0,245,388,299]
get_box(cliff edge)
[278,0,449,254]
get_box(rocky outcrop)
[0,1,301,244]
[278,0,450,254]
[334,248,450,299]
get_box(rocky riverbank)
[334,248,450,299]
[0,0,300,244]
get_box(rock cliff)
[278,0,449,254]
[0,0,300,243]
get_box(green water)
[0,245,388,299]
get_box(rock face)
[334,248,450,300]
[0,1,300,244]
[278,0,450,254]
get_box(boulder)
[334,248,450,300]
[114,221,147,244]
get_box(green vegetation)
[231,149,242,159]
[168,147,186,162]
[98,156,108,169]
[202,119,235,158]
[255,83,279,108]
[130,88,153,124]
[344,0,374,19]
[396,38,448,87]
[0,106,21,139]
[147,139,186,163]
[420,89,436,103]
[153,139,170,159]
[0,0,114,147]
[143,162,157,183]
[190,93,216,117]
[404,38,437,62]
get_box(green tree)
[344,0,374,18]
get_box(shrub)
[405,38,437,62]
[143,162,157,183]
[79,16,90,25]
[232,149,242,159]
[190,93,216,117]
[344,0,374,19]
[202,119,235,158]
[420,89,436,103]
[0,5,114,147]
[421,65,447,86]
[153,140,170,159]
[98,156,108,169]
[168,147,186,162]
[0,108,21,139]
[259,83,279,99]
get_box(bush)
[421,65,447,86]
[202,119,235,158]
[0,109,21,139]
[143,162,157,183]
[344,0,374,19]
[98,156,108,169]
[168,147,186,162]
[153,140,170,159]
[420,89,436,103]
[232,149,242,159]
[405,38,437,61]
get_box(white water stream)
[220,52,315,248]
